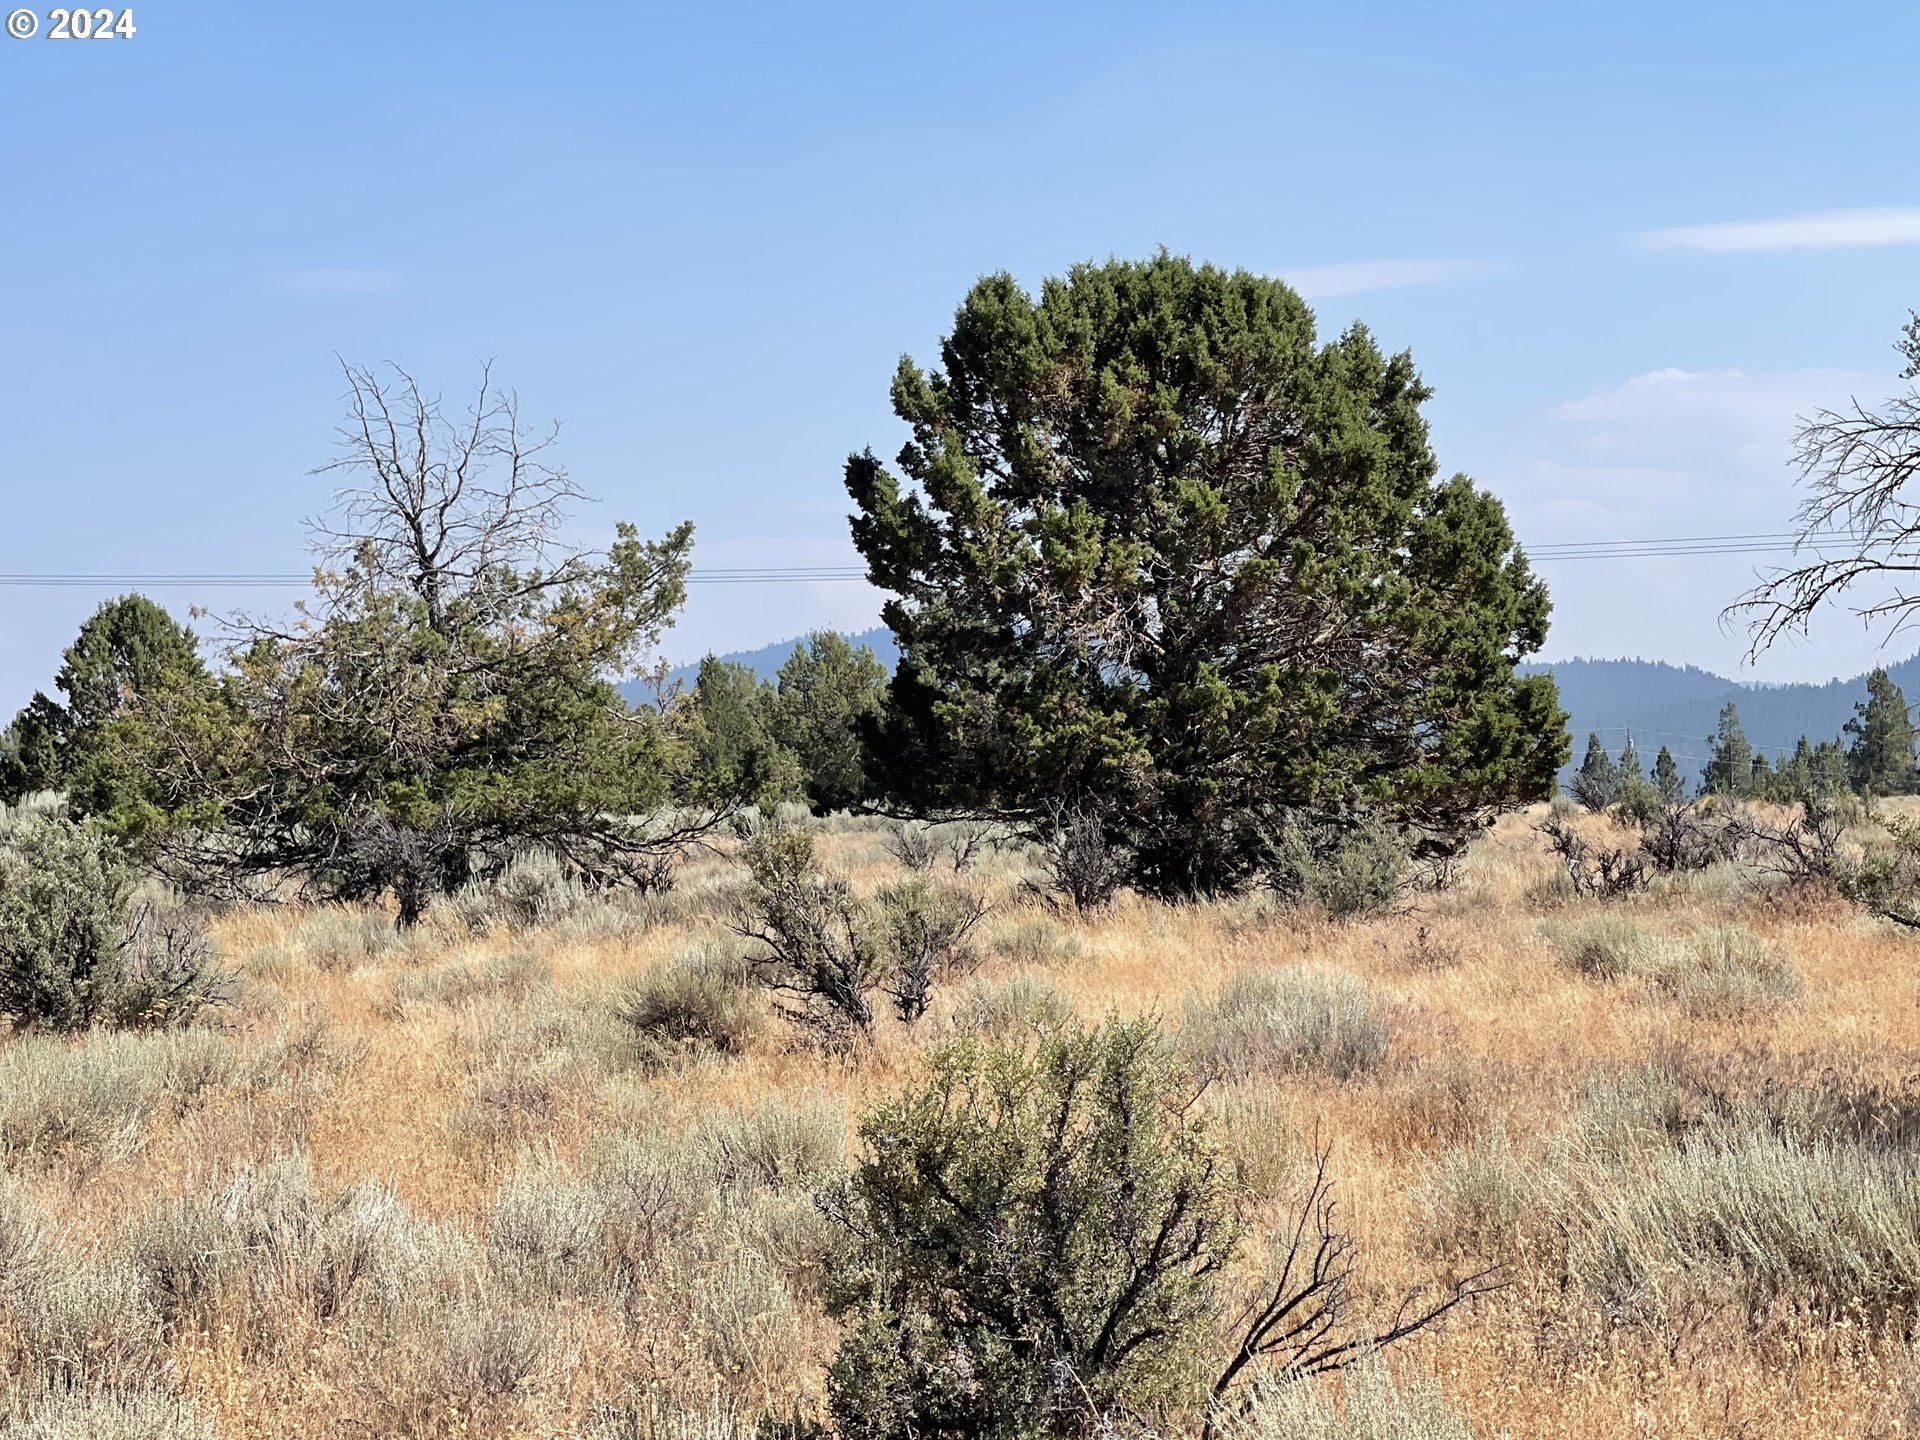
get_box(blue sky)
[5,0,1920,712]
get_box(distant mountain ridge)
[620,628,899,704]
[631,632,1916,790]
[1525,654,1920,785]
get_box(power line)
[0,530,1859,589]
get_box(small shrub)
[1535,815,1649,900]
[387,950,550,1013]
[694,1095,845,1194]
[4,1387,220,1440]
[874,880,987,1023]
[1574,1128,1920,1331]
[285,905,403,972]
[732,823,880,1038]
[1035,805,1126,913]
[8,1259,164,1385]
[0,817,228,1032]
[951,974,1075,1036]
[985,914,1083,969]
[1416,1127,1537,1263]
[480,847,592,930]
[1183,971,1390,1081]
[1266,813,1411,920]
[210,1157,399,1337]
[1541,913,1662,981]
[1543,919,1799,1015]
[1643,927,1801,1017]
[825,1018,1236,1440]
[410,1296,550,1409]
[620,942,765,1058]
[884,822,941,872]
[1213,1358,1480,1440]
[0,1171,52,1296]
[0,1030,238,1164]
[938,820,1007,872]
[485,1164,614,1300]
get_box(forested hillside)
[639,638,1920,789]
[1530,654,1920,783]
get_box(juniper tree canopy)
[846,254,1565,898]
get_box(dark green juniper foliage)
[681,657,803,808]
[98,364,712,923]
[824,1017,1236,1440]
[845,253,1565,899]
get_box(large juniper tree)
[845,254,1565,898]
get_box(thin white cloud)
[282,267,400,295]
[1638,207,1920,253]
[1275,258,1489,299]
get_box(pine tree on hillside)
[1814,738,1852,797]
[1781,736,1818,797]
[1572,732,1623,812]
[1702,703,1753,797]
[1653,746,1683,803]
[1618,736,1643,784]
[1845,667,1920,797]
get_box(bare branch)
[1727,359,1920,657]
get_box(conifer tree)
[1571,732,1622,812]
[846,254,1565,898]
[1814,738,1853,797]
[772,632,888,814]
[0,595,208,814]
[1653,745,1683,803]
[1618,735,1643,784]
[1702,703,1753,797]
[1845,667,1919,797]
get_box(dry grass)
[0,809,1914,1436]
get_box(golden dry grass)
[3,809,1919,1437]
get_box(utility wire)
[0,531,1862,588]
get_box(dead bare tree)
[310,360,592,634]
[1536,814,1651,899]
[116,361,721,924]
[1728,314,1920,656]
[1202,1146,1503,1438]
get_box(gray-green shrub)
[1184,970,1391,1081]
[0,816,228,1031]
[1642,926,1801,1017]
[619,941,765,1058]
[3,1387,219,1440]
[1266,813,1411,920]
[0,1029,239,1164]
[1542,919,1799,1015]
[825,1018,1236,1440]
[1212,1358,1481,1440]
